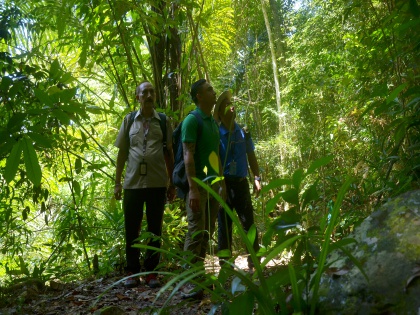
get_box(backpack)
[172,110,203,199]
[125,111,167,152]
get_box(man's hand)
[188,186,200,212]
[253,179,261,197]
[114,183,123,200]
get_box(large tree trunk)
[142,1,182,111]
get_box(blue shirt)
[219,122,255,178]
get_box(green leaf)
[265,192,282,214]
[386,83,408,105]
[7,113,26,132]
[79,45,87,68]
[86,105,102,114]
[52,109,71,125]
[228,291,254,315]
[261,235,301,268]
[307,156,334,175]
[5,140,22,183]
[310,176,353,315]
[302,183,319,210]
[60,72,75,84]
[409,0,420,17]
[22,138,42,186]
[247,225,257,244]
[22,206,29,221]
[281,188,299,205]
[288,264,302,312]
[261,178,292,194]
[394,120,407,145]
[28,133,52,148]
[87,163,107,170]
[73,180,81,197]
[328,238,357,252]
[59,87,77,103]
[19,256,29,276]
[292,168,304,190]
[34,88,53,107]
[50,59,60,79]
[75,158,82,174]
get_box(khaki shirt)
[114,109,173,189]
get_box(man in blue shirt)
[214,90,262,272]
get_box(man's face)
[197,82,216,106]
[219,98,235,123]
[136,82,155,110]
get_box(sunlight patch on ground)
[204,253,289,274]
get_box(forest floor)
[0,255,286,315]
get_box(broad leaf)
[247,224,257,244]
[281,188,299,205]
[307,156,334,175]
[34,88,53,107]
[302,183,319,210]
[228,291,253,315]
[75,158,82,174]
[5,140,22,183]
[7,113,26,132]
[208,151,220,174]
[386,83,408,105]
[28,133,52,148]
[292,168,304,190]
[22,138,42,186]
[261,178,292,194]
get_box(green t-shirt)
[181,107,220,180]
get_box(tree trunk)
[260,0,282,133]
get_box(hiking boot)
[181,283,204,300]
[123,273,140,288]
[145,274,160,288]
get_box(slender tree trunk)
[166,3,182,112]
[260,0,282,133]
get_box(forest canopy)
[0,0,419,310]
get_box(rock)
[317,189,420,315]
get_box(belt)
[225,177,247,183]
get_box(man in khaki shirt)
[114,81,174,288]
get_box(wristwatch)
[254,176,261,181]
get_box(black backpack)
[172,110,203,199]
[125,111,167,152]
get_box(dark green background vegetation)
[1,0,419,313]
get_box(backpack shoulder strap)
[189,110,203,139]
[125,111,137,147]
[157,112,167,150]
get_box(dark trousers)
[218,179,259,268]
[123,188,166,273]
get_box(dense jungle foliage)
[1,0,419,313]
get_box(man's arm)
[247,151,261,197]
[183,142,200,211]
[114,148,128,200]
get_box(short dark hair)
[190,79,206,104]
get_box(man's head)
[190,79,216,109]
[214,90,235,125]
[136,81,155,112]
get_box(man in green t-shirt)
[181,79,226,299]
